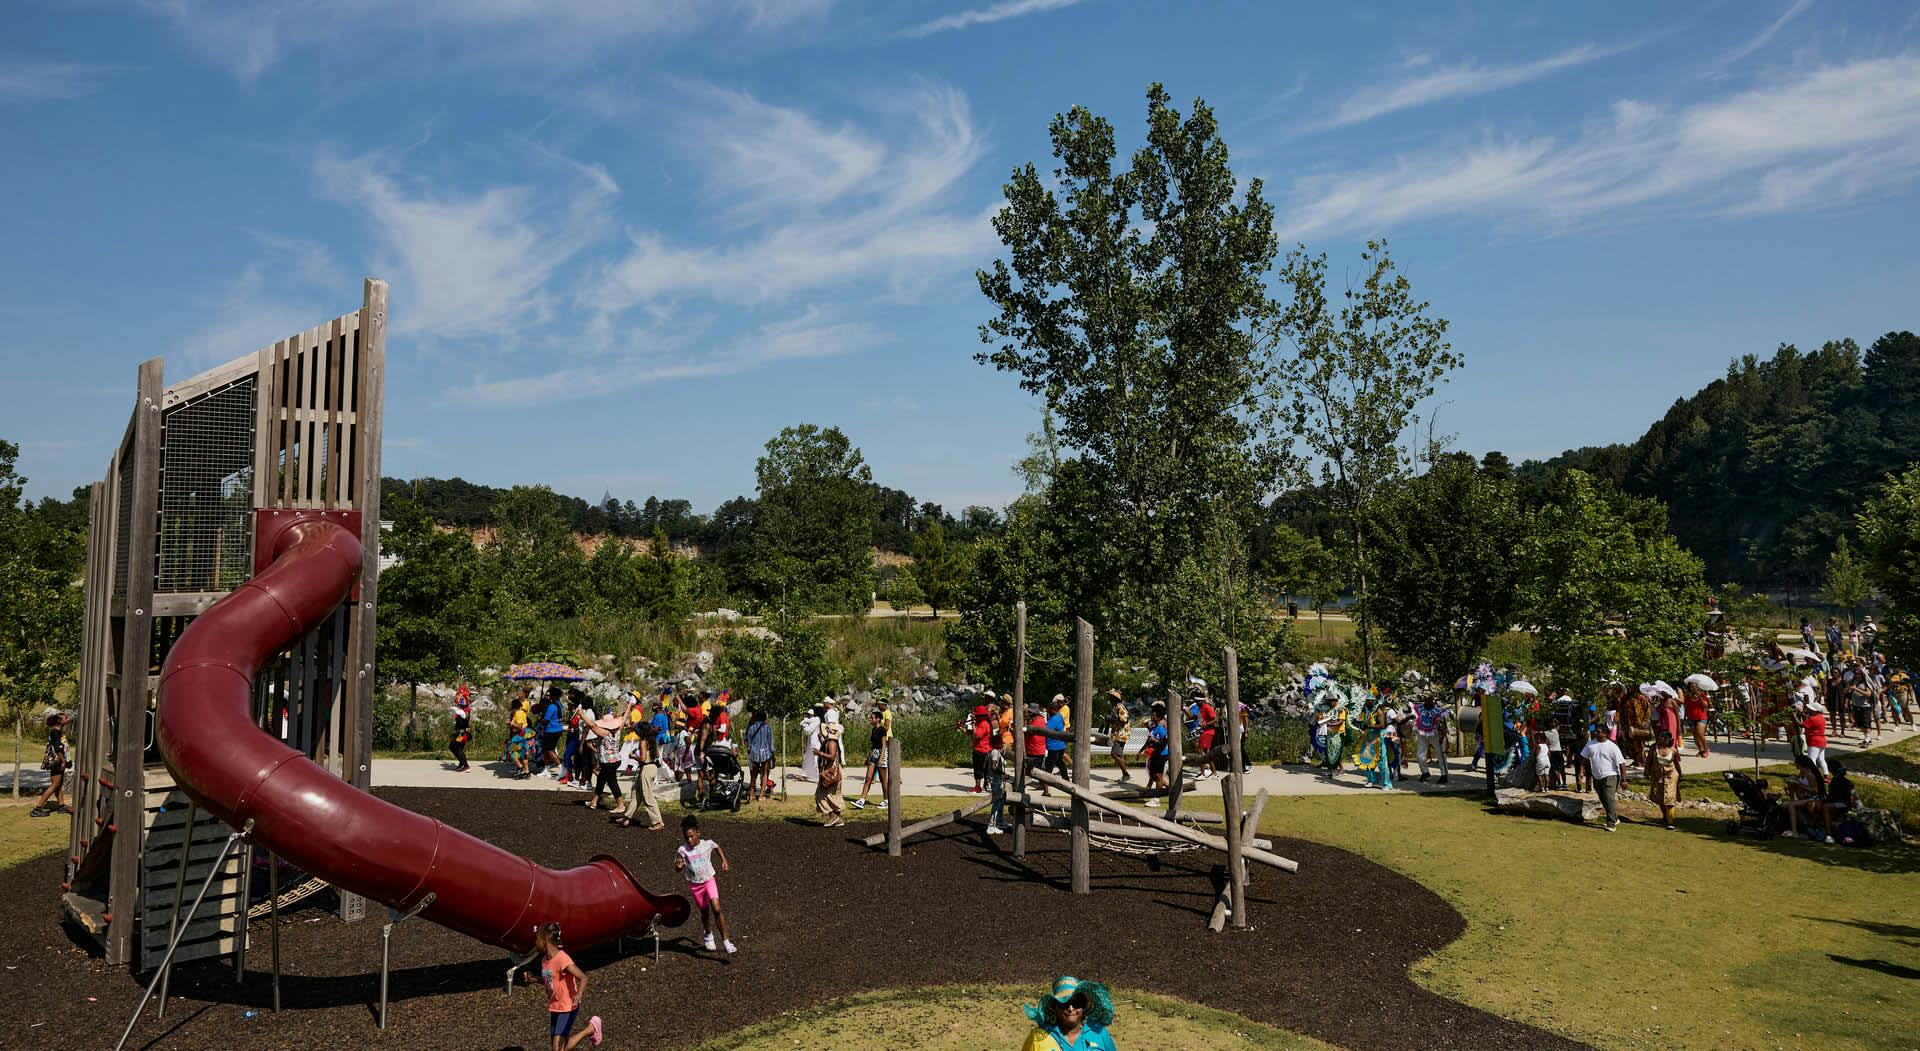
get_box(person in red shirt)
[968,705,994,792]
[1681,685,1712,758]
[1191,692,1219,778]
[1026,709,1050,794]
[1803,700,1830,779]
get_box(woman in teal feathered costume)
[1021,975,1117,1050]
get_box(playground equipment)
[62,280,688,1019]
[875,604,1298,929]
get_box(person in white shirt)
[1579,726,1628,831]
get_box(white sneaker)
[878,799,889,809]
[851,799,867,810]
[703,933,717,951]
[985,825,1004,835]
[723,939,737,954]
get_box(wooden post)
[885,736,902,857]
[1071,619,1093,895]
[1166,687,1184,820]
[1011,600,1028,859]
[1225,648,1247,928]
[108,357,164,968]
[344,278,387,795]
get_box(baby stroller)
[1722,770,1786,836]
[700,744,745,812]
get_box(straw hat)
[822,721,843,739]
[1806,700,1827,714]
[594,713,624,732]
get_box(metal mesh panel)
[156,376,257,592]
[113,441,135,598]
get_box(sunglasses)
[1063,995,1088,1011]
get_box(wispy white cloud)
[1721,0,1816,67]
[1275,55,1920,240]
[901,0,1082,39]
[174,264,327,368]
[588,80,995,314]
[453,307,886,407]
[0,60,115,104]
[1306,41,1640,132]
[316,145,616,341]
[140,0,835,79]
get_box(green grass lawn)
[1678,732,1920,834]
[696,985,1335,1051]
[0,799,68,871]
[1256,792,1917,1051]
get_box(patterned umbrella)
[506,661,587,681]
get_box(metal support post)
[378,891,437,1030]
[114,820,253,1051]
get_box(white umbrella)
[1684,673,1719,691]
[1507,681,1539,696]
[1780,646,1820,663]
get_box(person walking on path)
[744,708,774,802]
[613,709,666,831]
[506,695,533,779]
[521,922,601,1051]
[1027,706,1052,795]
[1803,699,1831,778]
[1461,690,1484,771]
[1681,683,1712,758]
[1021,976,1118,1051]
[799,703,823,783]
[1319,700,1348,777]
[853,709,891,810]
[581,713,625,813]
[1141,705,1170,796]
[1043,695,1071,781]
[448,685,473,773]
[31,713,71,817]
[1644,729,1684,830]
[967,703,994,793]
[814,722,846,827]
[539,688,566,779]
[1103,690,1132,782]
[1580,726,1627,831]
[674,815,736,954]
[1413,696,1449,784]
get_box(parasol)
[1684,673,1719,691]
[507,661,588,681]
[1506,681,1539,696]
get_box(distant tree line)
[380,473,1003,554]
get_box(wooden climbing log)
[1022,806,1276,850]
[1101,781,1197,801]
[1225,648,1247,929]
[1027,768,1299,873]
[860,796,992,849]
[1012,600,1028,860]
[1210,787,1271,932]
[1070,618,1093,895]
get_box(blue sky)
[5,0,1919,513]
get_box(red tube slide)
[156,515,687,954]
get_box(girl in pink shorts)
[674,815,735,953]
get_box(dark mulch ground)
[0,787,1587,1051]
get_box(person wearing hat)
[448,685,474,773]
[1803,698,1830,778]
[615,700,667,831]
[581,711,628,813]
[1020,975,1117,1050]
[1043,694,1071,781]
[967,702,994,792]
[814,720,846,827]
[1103,689,1132,782]
[800,702,824,783]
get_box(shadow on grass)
[1796,915,1920,944]
[1826,954,1920,980]
[1672,814,1920,875]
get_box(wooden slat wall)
[254,309,362,511]
[68,479,112,885]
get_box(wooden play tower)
[62,279,388,971]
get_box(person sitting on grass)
[31,713,71,818]
[1021,975,1117,1051]
[521,921,601,1050]
[853,709,890,810]
[674,815,736,954]
[1786,758,1855,839]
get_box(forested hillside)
[1520,331,1920,589]
[380,475,1001,553]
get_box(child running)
[521,921,601,1050]
[675,815,735,954]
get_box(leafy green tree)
[712,618,836,717]
[908,519,966,617]
[487,485,587,621]
[1273,239,1461,679]
[1857,467,1920,660]
[1515,471,1708,698]
[882,565,925,613]
[946,493,1076,696]
[585,535,637,612]
[1366,454,1528,679]
[0,441,85,794]
[377,496,486,748]
[635,527,691,623]
[748,425,875,615]
[1820,537,1872,626]
[974,84,1293,689]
